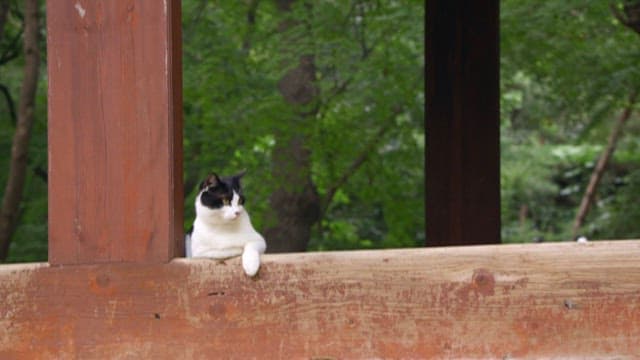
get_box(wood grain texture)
[426,0,500,246]
[2,241,640,359]
[46,0,183,264]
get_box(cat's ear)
[233,169,247,180]
[232,169,246,185]
[200,173,220,190]
[229,170,246,191]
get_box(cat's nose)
[234,210,241,216]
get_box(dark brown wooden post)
[47,0,183,264]
[426,1,500,246]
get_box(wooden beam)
[2,241,640,358]
[46,0,183,264]
[426,1,500,246]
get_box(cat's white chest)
[190,213,261,253]
[188,211,266,277]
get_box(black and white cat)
[185,172,266,277]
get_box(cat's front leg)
[242,240,266,277]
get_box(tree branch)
[572,89,638,238]
[315,2,390,114]
[0,83,16,126]
[318,36,382,114]
[321,106,404,214]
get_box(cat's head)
[195,171,246,223]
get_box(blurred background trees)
[0,0,47,262]
[3,0,640,262]
[181,0,425,252]
[501,1,640,242]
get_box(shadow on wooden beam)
[2,241,640,358]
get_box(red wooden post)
[47,0,183,264]
[426,0,500,246]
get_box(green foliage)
[182,0,425,250]
[502,1,640,135]
[501,0,640,242]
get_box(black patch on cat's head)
[226,170,246,193]
[199,173,220,191]
[198,171,246,209]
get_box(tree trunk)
[263,0,321,252]
[572,90,637,238]
[0,0,40,261]
[265,132,321,252]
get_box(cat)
[185,171,266,277]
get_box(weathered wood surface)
[2,241,640,359]
[47,0,183,265]
[426,0,500,246]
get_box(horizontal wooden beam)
[2,241,640,358]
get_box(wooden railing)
[2,241,640,358]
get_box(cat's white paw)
[242,249,261,277]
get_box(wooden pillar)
[426,1,500,246]
[47,0,183,264]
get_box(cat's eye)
[222,198,230,206]
[239,196,245,205]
